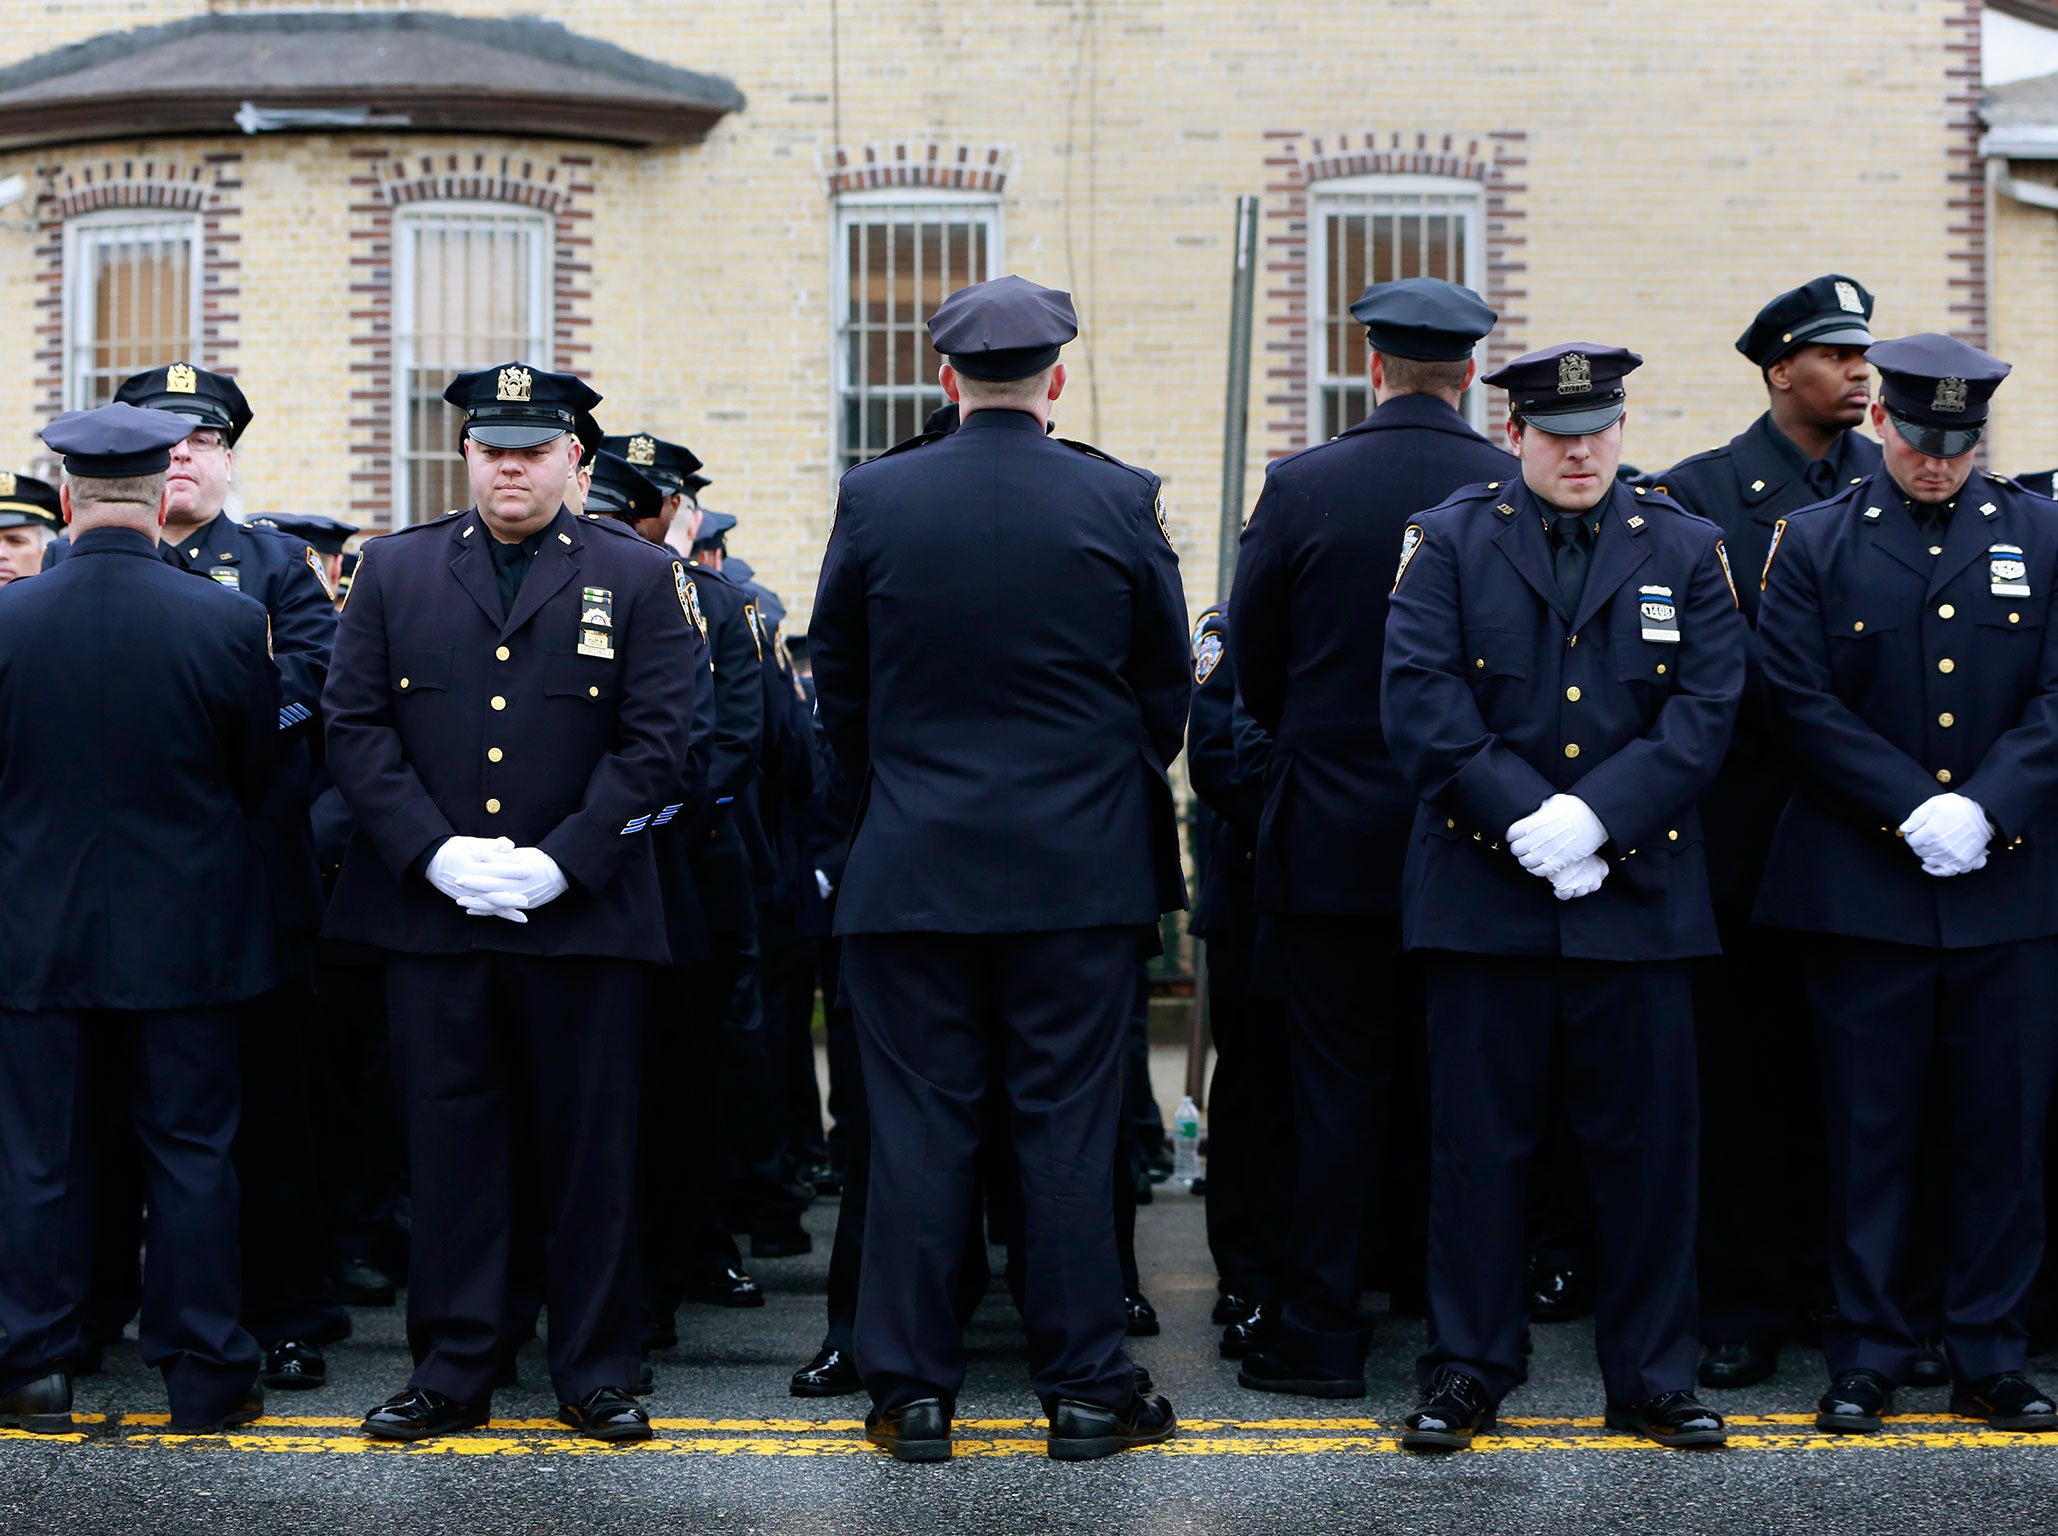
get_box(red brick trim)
[344,148,593,527]
[30,154,244,420]
[824,139,1012,195]
[1260,129,1529,456]
[1945,0,1987,351]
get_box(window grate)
[64,213,201,412]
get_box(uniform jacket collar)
[1727,414,1876,520]
[67,526,160,560]
[448,505,583,640]
[1495,479,1653,628]
[1342,391,1495,443]
[167,511,240,567]
[956,407,1047,435]
[1849,467,2009,600]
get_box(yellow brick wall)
[1990,161,2058,477]
[0,0,1986,622]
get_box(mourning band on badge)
[1714,540,1739,609]
[1392,523,1426,594]
[1639,584,1681,643]
[579,584,616,660]
[1193,631,1224,685]
[1991,543,2031,599]
[1761,519,1788,591]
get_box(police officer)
[602,430,702,548]
[1657,276,1884,1389]
[1228,277,1514,1394]
[323,362,697,1443]
[811,274,1188,1462]
[1756,334,2058,1436]
[254,513,361,603]
[0,472,61,587]
[1381,343,1745,1451]
[0,403,274,1435]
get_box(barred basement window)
[1309,175,1487,436]
[64,211,201,411]
[833,191,1002,471]
[392,202,552,524]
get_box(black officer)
[810,274,1189,1462]
[1656,276,1884,1389]
[323,362,697,1443]
[0,471,61,587]
[1228,277,1514,1394]
[1756,334,2058,1437]
[1381,343,1746,1451]
[0,403,274,1436]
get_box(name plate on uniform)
[1639,584,1681,643]
[1991,544,2031,599]
[578,586,616,659]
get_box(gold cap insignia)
[1933,377,1969,414]
[166,362,198,394]
[1835,280,1864,314]
[496,366,534,403]
[627,435,657,467]
[0,472,16,498]
[1557,353,1592,395]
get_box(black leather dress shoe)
[333,1259,397,1308]
[751,1219,813,1259]
[1124,1292,1160,1337]
[0,1372,73,1434]
[1604,1390,1726,1448]
[1236,1348,1366,1399]
[686,1266,765,1308]
[1816,1368,1894,1433]
[1401,1369,1496,1452]
[1212,1292,1254,1327]
[802,1161,843,1198]
[1699,1338,1778,1390]
[634,1356,655,1396]
[362,1386,489,1441]
[1908,1338,1950,1388]
[865,1398,952,1463]
[262,1340,327,1391]
[560,1386,652,1442]
[1047,1391,1176,1461]
[790,1346,863,1398]
[167,1393,265,1435]
[1525,1261,1593,1324]
[1951,1372,2058,1431]
[1219,1302,1277,1360]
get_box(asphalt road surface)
[7,1050,2057,1534]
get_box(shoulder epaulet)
[381,509,468,538]
[1057,437,1156,486]
[242,519,313,548]
[1420,478,1509,521]
[1985,471,2021,490]
[1659,443,1732,480]
[877,429,947,462]
[580,513,650,544]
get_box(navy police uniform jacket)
[1230,393,1517,916]
[1186,603,1271,938]
[1381,479,1747,960]
[322,507,698,964]
[810,407,1191,933]
[1754,470,2058,948]
[0,527,279,1010]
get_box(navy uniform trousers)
[844,928,1141,1415]
[1418,955,1700,1406]
[386,954,645,1407]
[0,1009,259,1421]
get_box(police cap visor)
[1885,409,1981,460]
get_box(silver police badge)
[579,585,615,660]
[1991,543,2031,598]
[1835,280,1864,314]
[1639,583,1681,643]
[1557,352,1592,395]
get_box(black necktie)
[1805,458,1839,500]
[1547,513,1592,616]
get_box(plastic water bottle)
[1171,1095,1202,1187]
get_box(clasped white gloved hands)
[1899,793,1994,878]
[1508,795,1611,902]
[426,836,569,923]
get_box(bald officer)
[811,275,1189,1463]
[324,363,697,1444]
[1756,335,2058,1437]
[1382,344,1745,1452]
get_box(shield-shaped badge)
[1639,584,1681,643]
[1991,543,2031,598]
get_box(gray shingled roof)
[1987,70,2058,131]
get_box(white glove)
[1508,795,1608,880]
[1550,854,1610,901]
[454,846,570,925]
[1899,793,1993,878]
[814,869,833,900]
[426,836,515,903]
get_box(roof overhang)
[0,11,745,153]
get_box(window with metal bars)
[832,191,1002,471]
[64,211,201,412]
[1308,176,1488,438]
[392,202,552,524]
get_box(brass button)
[1852,621,1864,633]
[1446,818,1456,829]
[1930,545,1943,556]
[1939,713,1955,728]
[1564,743,1581,759]
[2010,613,2022,625]
[487,747,503,763]
[1656,663,1667,675]
[1938,658,1954,674]
[398,677,409,690]
[1667,829,1679,841]
[485,798,502,814]
[1569,635,1579,647]
[1475,658,1485,669]
[491,695,507,710]
[496,646,511,661]
[588,686,600,698]
[1938,604,1955,620]
[1936,769,1953,784]
[1566,686,1581,702]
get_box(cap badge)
[1933,377,1969,415]
[166,362,198,395]
[0,472,16,497]
[1557,353,1591,396]
[496,366,534,404]
[627,435,657,467]
[1834,281,1864,314]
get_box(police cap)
[250,512,360,554]
[1484,343,1643,436]
[1737,274,1876,367]
[927,275,1079,381]
[1868,333,2010,459]
[682,472,711,499]
[602,432,703,495]
[0,471,62,532]
[753,586,787,630]
[724,556,755,585]
[444,362,603,450]
[115,362,254,446]
[1348,277,1496,362]
[583,451,662,523]
[574,409,604,468]
[41,402,196,477]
